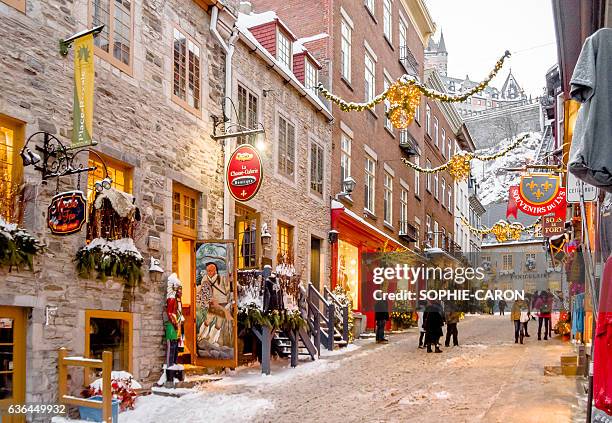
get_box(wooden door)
[0,306,25,423]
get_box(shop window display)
[86,311,132,373]
[337,240,359,308]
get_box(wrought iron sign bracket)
[59,25,105,56]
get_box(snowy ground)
[54,315,587,423]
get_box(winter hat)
[166,273,182,299]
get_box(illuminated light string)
[400,133,529,181]
[460,215,541,243]
[316,50,511,130]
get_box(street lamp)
[336,176,356,201]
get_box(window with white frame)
[426,214,431,239]
[277,30,292,69]
[448,187,452,210]
[503,254,513,271]
[365,155,376,213]
[433,220,439,247]
[365,52,376,103]
[441,177,446,208]
[310,141,324,195]
[448,139,453,159]
[441,128,446,156]
[426,159,431,192]
[433,116,439,146]
[278,115,295,177]
[341,19,352,82]
[399,19,407,51]
[434,172,439,199]
[425,104,431,134]
[400,188,408,233]
[383,0,392,41]
[304,59,317,93]
[237,84,258,145]
[383,172,393,224]
[414,156,420,197]
[340,133,351,189]
[384,75,393,130]
[415,102,420,123]
[365,0,374,13]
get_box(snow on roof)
[294,33,328,69]
[236,13,332,120]
[237,11,298,40]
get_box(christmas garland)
[461,216,541,243]
[75,238,143,286]
[238,303,306,332]
[401,133,529,181]
[317,50,511,129]
[0,218,45,271]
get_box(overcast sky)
[424,0,557,97]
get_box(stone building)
[0,0,239,409]
[229,10,333,289]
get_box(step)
[560,354,578,366]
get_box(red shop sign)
[226,144,263,202]
[47,190,87,235]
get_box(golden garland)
[317,50,511,129]
[460,217,541,243]
[401,133,529,181]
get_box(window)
[384,75,393,130]
[237,84,259,145]
[340,133,351,189]
[91,0,133,73]
[383,0,392,41]
[433,117,439,146]
[399,19,407,52]
[383,172,393,225]
[172,183,198,238]
[364,52,376,103]
[425,104,431,134]
[310,141,324,195]
[414,102,420,123]
[277,30,292,69]
[364,155,376,213]
[502,254,513,271]
[173,28,201,113]
[414,221,420,248]
[434,172,438,199]
[341,18,352,82]
[414,156,420,197]
[448,187,452,210]
[400,188,408,233]
[425,159,431,192]
[365,0,374,13]
[304,59,317,92]
[85,310,132,373]
[448,139,452,159]
[0,115,24,223]
[236,206,259,269]
[277,221,293,264]
[87,153,132,204]
[441,178,446,207]
[433,220,439,247]
[441,129,446,156]
[278,116,296,177]
[1,0,25,12]
[425,215,432,242]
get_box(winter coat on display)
[594,255,612,415]
[263,274,284,313]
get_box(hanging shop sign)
[47,191,87,235]
[541,215,565,238]
[72,33,95,147]
[567,171,598,203]
[507,173,567,219]
[227,144,263,202]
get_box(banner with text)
[72,33,95,147]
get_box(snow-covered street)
[57,314,585,423]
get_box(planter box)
[78,395,120,423]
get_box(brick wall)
[250,21,278,56]
[0,0,228,409]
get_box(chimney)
[240,1,252,14]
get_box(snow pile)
[83,237,143,260]
[471,131,542,205]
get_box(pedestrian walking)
[511,299,531,344]
[374,298,389,344]
[444,302,460,347]
[423,300,445,353]
[499,299,507,316]
[417,303,426,349]
[533,290,553,340]
[487,298,495,314]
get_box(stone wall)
[0,0,229,411]
[230,39,333,288]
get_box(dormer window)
[277,30,292,69]
[304,58,317,93]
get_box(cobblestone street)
[202,315,585,423]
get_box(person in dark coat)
[423,300,445,353]
[374,298,389,344]
[499,299,507,316]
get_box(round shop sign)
[226,144,263,202]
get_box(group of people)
[511,290,554,344]
[416,301,461,353]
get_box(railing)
[424,233,462,255]
[399,221,418,242]
[308,283,334,350]
[399,45,418,75]
[324,287,349,343]
[58,348,113,422]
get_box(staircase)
[306,283,349,351]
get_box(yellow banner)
[72,33,94,146]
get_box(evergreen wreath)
[0,218,45,271]
[75,238,143,286]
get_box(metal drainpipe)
[210,6,239,239]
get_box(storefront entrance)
[0,306,26,423]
